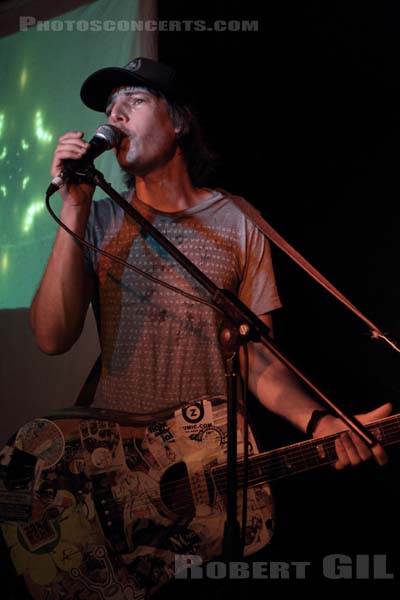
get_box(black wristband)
[306,409,330,436]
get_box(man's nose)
[107,103,129,125]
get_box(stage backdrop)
[0,0,156,443]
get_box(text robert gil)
[175,554,394,580]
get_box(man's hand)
[51,131,95,207]
[313,403,392,470]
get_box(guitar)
[0,398,397,599]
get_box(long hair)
[167,100,218,186]
[121,88,218,189]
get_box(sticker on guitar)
[7,399,400,597]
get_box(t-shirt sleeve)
[83,194,127,275]
[238,219,282,315]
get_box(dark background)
[159,0,400,589]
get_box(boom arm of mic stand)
[88,166,379,449]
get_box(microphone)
[46,124,122,196]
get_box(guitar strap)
[74,353,102,406]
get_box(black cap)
[80,57,179,112]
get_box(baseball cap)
[80,57,180,112]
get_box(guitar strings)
[114,415,398,498]
[68,417,400,518]
[79,417,400,518]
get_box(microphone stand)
[83,166,380,561]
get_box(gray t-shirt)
[84,189,281,417]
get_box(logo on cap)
[125,58,141,72]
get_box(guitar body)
[0,399,274,599]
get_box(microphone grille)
[95,124,122,148]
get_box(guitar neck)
[213,414,400,492]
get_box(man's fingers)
[372,444,388,466]
[55,132,90,159]
[339,432,363,466]
[335,432,370,469]
[57,139,89,153]
[326,403,392,471]
[51,137,91,178]
[334,435,351,470]
[335,432,388,470]
[58,130,85,141]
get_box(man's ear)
[174,128,185,142]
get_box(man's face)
[105,87,179,176]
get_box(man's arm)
[245,313,390,469]
[30,131,95,354]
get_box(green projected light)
[22,201,45,233]
[0,0,141,308]
[2,252,8,274]
[20,67,28,91]
[34,110,53,143]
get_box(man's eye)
[105,96,145,115]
